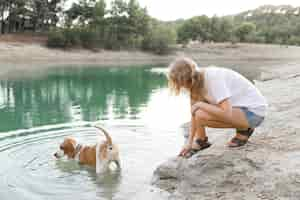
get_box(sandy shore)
[0,41,300,78]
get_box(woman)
[167,57,267,158]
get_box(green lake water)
[0,66,190,200]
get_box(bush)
[63,28,81,47]
[228,35,239,44]
[287,36,300,46]
[47,28,101,50]
[126,35,144,49]
[245,32,265,43]
[47,30,66,48]
[79,29,99,49]
[142,25,177,55]
[234,22,256,42]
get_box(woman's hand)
[178,143,192,157]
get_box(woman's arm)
[188,99,197,143]
[187,115,196,146]
[178,99,198,156]
[192,99,233,123]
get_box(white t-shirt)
[202,66,268,117]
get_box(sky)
[67,0,300,21]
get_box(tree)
[104,0,129,49]
[0,0,64,33]
[235,22,256,42]
[177,15,211,44]
[210,16,233,42]
[142,21,177,54]
[92,0,106,25]
[0,0,8,33]
[104,0,149,49]
[90,0,107,46]
[126,0,150,48]
[65,0,95,26]
[4,0,25,33]
[127,0,149,35]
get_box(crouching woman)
[167,57,268,158]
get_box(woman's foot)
[184,137,211,158]
[228,128,254,148]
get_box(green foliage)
[234,22,256,42]
[175,5,300,46]
[177,15,211,44]
[8,1,300,51]
[93,0,106,21]
[142,23,177,54]
[46,0,177,52]
[63,27,81,47]
[47,27,99,49]
[65,0,95,26]
[288,36,300,46]
[0,0,64,33]
[177,16,234,44]
[52,0,176,52]
[247,31,266,43]
[232,5,300,45]
[209,16,234,42]
[47,29,66,48]
[79,28,99,49]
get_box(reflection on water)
[0,67,166,132]
[0,66,185,200]
[54,158,122,200]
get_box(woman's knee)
[194,109,211,123]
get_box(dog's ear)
[67,138,77,149]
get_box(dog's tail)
[94,125,112,146]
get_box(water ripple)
[0,121,182,200]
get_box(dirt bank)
[0,38,300,79]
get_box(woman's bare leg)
[179,116,208,156]
[192,116,207,140]
[194,107,251,142]
[194,107,249,129]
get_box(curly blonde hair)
[167,57,205,101]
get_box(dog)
[54,125,120,173]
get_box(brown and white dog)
[54,125,120,173]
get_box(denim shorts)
[238,107,265,129]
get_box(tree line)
[1,2,300,54]
[46,0,177,54]
[0,0,63,33]
[176,5,300,46]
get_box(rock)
[152,65,300,200]
[152,157,184,192]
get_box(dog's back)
[79,145,97,167]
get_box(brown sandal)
[184,137,211,158]
[228,128,254,148]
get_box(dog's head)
[54,137,77,159]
